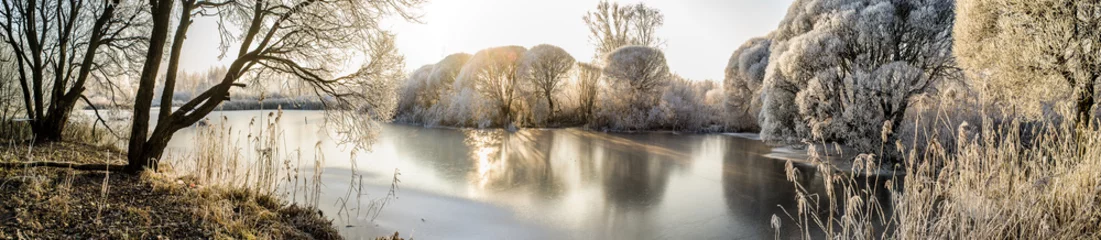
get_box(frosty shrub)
[759,0,958,155]
[653,77,721,131]
[724,37,772,132]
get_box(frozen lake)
[159,110,885,240]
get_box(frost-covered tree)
[604,46,670,98]
[759,0,957,153]
[457,46,527,126]
[724,37,771,131]
[593,46,670,130]
[395,64,434,121]
[427,53,472,106]
[583,1,664,58]
[955,0,1099,122]
[577,62,602,121]
[655,77,719,131]
[518,44,575,118]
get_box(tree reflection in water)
[462,129,565,200]
[244,120,896,239]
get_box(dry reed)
[780,100,1101,239]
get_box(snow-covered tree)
[593,46,671,130]
[759,0,958,153]
[427,53,473,106]
[395,64,434,121]
[655,77,720,131]
[456,46,527,126]
[955,0,1099,122]
[577,62,603,121]
[724,37,771,131]
[518,44,575,119]
[604,46,670,98]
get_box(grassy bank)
[0,142,340,239]
[781,112,1101,239]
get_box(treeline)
[394,1,733,132]
[395,0,1100,161]
[394,44,728,131]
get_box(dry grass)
[0,112,341,239]
[0,142,340,239]
[163,108,401,237]
[780,100,1101,239]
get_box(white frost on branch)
[758,0,957,154]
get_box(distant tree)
[0,0,142,142]
[758,0,957,153]
[126,0,421,171]
[458,46,527,126]
[593,46,670,130]
[577,62,602,121]
[724,37,771,131]
[655,76,718,131]
[518,44,575,118]
[604,46,669,99]
[583,1,664,59]
[955,0,1099,123]
[427,53,473,106]
[395,64,435,121]
[0,47,17,122]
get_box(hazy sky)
[179,0,795,81]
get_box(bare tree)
[1,46,18,125]
[0,0,142,142]
[583,0,664,59]
[125,0,422,171]
[956,0,1100,123]
[576,62,601,121]
[518,44,575,118]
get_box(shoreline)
[0,142,341,239]
[390,120,740,135]
[82,98,328,111]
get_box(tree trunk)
[127,0,177,172]
[1076,84,1095,126]
[546,93,555,119]
[159,1,193,121]
[33,102,75,143]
